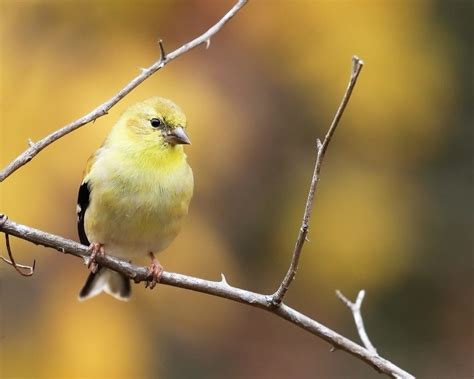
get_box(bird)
[76,97,193,301]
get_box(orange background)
[0,0,472,378]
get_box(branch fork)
[271,56,364,307]
[336,289,378,354]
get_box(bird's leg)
[145,252,163,289]
[87,242,105,273]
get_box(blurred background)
[0,0,472,378]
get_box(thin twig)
[0,0,248,182]
[1,233,36,276]
[271,56,364,306]
[0,215,413,379]
[336,289,377,354]
[158,39,167,62]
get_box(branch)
[336,289,377,354]
[271,56,364,305]
[0,215,413,379]
[1,233,36,276]
[0,0,248,182]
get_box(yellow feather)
[82,97,193,261]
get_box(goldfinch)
[77,97,193,301]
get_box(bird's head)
[114,97,191,150]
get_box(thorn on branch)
[220,273,230,286]
[205,38,211,49]
[27,138,35,147]
[1,234,36,277]
[158,39,167,61]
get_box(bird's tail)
[78,266,131,301]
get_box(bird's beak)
[165,127,191,145]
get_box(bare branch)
[0,215,413,379]
[0,0,248,182]
[336,289,377,354]
[1,231,36,277]
[271,56,365,306]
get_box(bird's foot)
[87,242,105,273]
[145,253,163,289]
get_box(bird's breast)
[84,149,193,259]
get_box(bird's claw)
[145,258,163,289]
[87,242,105,273]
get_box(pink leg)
[87,242,105,273]
[145,252,163,289]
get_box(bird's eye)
[150,118,163,128]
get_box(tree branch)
[336,289,378,354]
[271,56,364,306]
[1,233,36,276]
[0,215,413,378]
[0,0,248,182]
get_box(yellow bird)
[77,97,193,301]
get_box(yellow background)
[1,0,472,378]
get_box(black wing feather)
[77,181,91,246]
[76,178,131,301]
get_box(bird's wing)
[77,152,99,246]
[77,181,90,245]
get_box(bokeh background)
[0,0,472,378]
